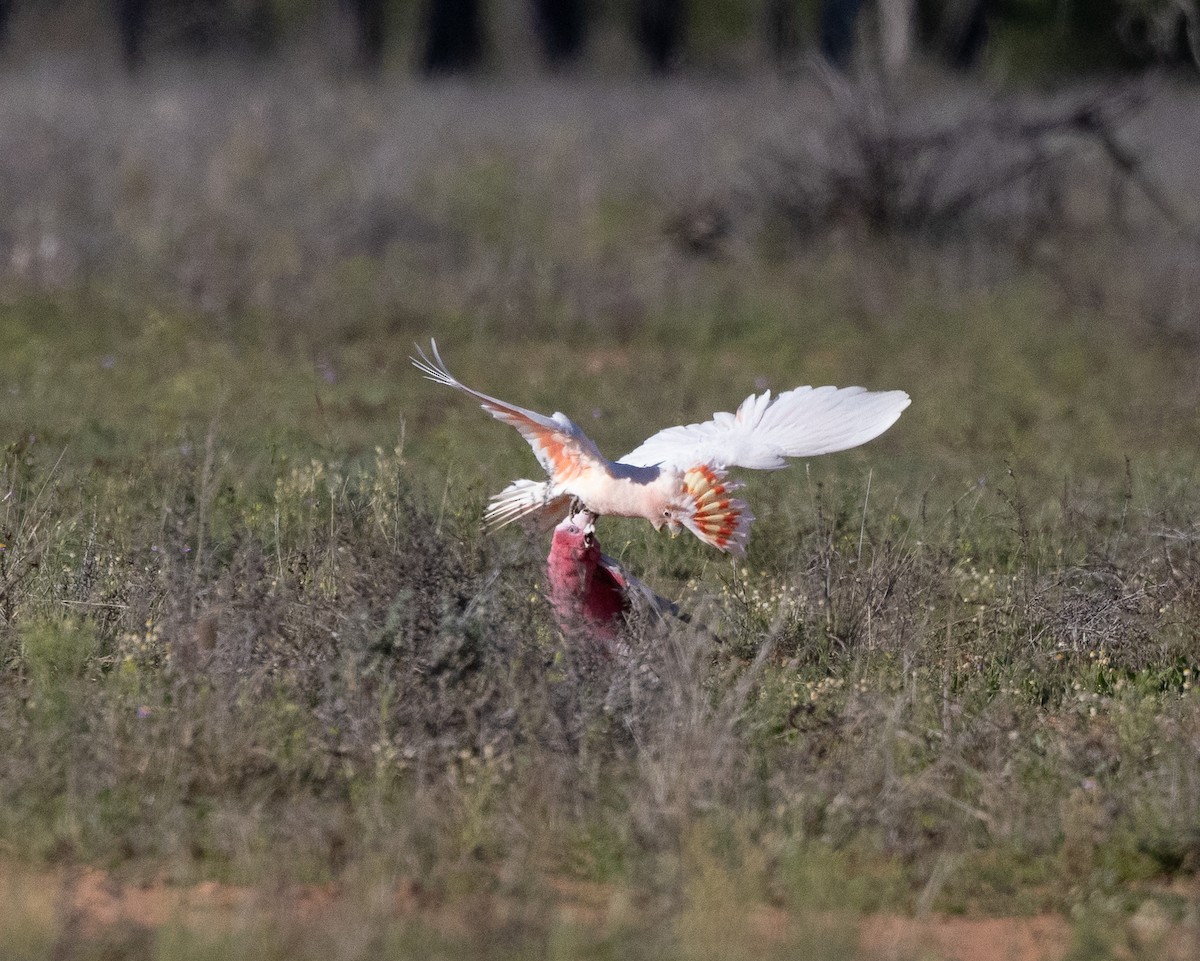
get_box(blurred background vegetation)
[0,0,1199,955]
[0,0,1196,77]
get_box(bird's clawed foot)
[567,497,599,533]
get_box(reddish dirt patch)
[10,864,1195,961]
[860,913,1071,961]
[58,867,338,934]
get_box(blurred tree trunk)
[115,0,150,69]
[879,0,914,70]
[942,0,991,69]
[349,0,386,71]
[421,0,485,73]
[766,0,801,67]
[820,0,865,67]
[636,0,685,71]
[243,0,278,55]
[531,0,587,66]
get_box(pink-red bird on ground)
[546,512,681,653]
[413,340,910,557]
[546,513,626,651]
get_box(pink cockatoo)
[546,513,628,650]
[547,511,684,652]
[412,340,909,557]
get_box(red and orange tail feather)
[680,465,754,557]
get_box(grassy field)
[1,58,1199,959]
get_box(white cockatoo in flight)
[412,340,910,557]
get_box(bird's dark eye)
[583,533,594,547]
[662,509,671,518]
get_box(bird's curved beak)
[658,516,682,537]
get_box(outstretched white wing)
[619,385,911,471]
[411,340,605,481]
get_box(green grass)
[0,63,1199,959]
